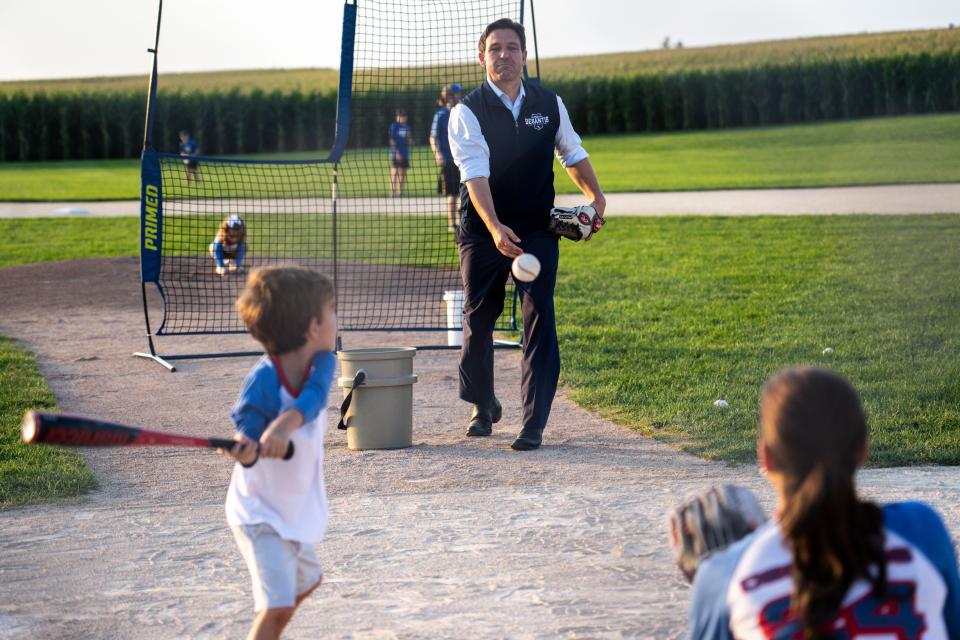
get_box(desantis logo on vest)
[524,113,550,131]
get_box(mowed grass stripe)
[1,214,958,467]
[0,216,458,269]
[0,337,97,508]
[585,113,960,192]
[1,113,959,201]
[0,217,138,268]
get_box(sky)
[0,0,957,82]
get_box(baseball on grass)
[512,253,541,282]
[713,399,729,409]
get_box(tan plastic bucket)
[336,347,417,450]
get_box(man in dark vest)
[448,18,606,451]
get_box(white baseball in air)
[512,253,541,283]
[713,399,729,409]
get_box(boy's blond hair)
[236,266,334,355]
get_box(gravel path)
[0,258,957,639]
[2,183,959,218]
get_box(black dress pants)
[458,229,560,435]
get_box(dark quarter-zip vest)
[459,80,561,238]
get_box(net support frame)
[134,0,537,370]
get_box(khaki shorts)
[232,523,323,611]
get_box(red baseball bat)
[21,410,293,460]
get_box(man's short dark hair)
[479,18,526,54]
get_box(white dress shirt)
[448,78,589,182]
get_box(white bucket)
[442,290,464,346]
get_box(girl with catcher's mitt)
[689,368,959,639]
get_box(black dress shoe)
[510,428,543,451]
[466,397,501,437]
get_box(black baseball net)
[138,1,533,365]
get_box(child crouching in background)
[211,214,247,277]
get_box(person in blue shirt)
[178,130,201,184]
[388,109,413,197]
[430,84,462,232]
[689,367,960,640]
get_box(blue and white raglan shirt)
[210,235,246,268]
[689,502,960,639]
[225,351,336,544]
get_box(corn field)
[1,52,958,161]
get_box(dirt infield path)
[3,183,960,218]
[1,258,958,639]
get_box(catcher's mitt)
[667,484,767,582]
[547,205,604,241]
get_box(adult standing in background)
[388,109,413,197]
[430,84,463,232]
[178,130,201,184]
[449,19,605,451]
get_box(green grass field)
[555,214,960,466]
[2,113,959,201]
[0,337,98,508]
[0,159,140,203]
[0,217,138,268]
[2,28,956,95]
[585,113,960,191]
[1,213,958,468]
